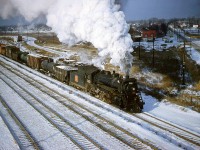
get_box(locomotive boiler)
[93,71,144,112]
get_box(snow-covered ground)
[0,55,200,149]
[26,37,65,55]
[0,115,20,150]
[133,32,180,51]
[184,28,200,35]
[184,45,200,65]
[193,40,200,47]
[142,93,200,134]
[133,28,200,66]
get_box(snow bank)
[142,93,200,134]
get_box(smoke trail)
[0,0,133,74]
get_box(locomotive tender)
[0,44,144,112]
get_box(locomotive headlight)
[132,88,135,90]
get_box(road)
[169,26,200,49]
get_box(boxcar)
[0,44,6,56]
[27,54,47,69]
[5,46,20,60]
[54,65,78,83]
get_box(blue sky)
[0,0,200,26]
[122,0,200,21]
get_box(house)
[141,28,156,40]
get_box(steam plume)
[0,0,133,74]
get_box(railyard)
[0,31,200,149]
[0,54,200,149]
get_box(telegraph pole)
[27,25,28,41]
[138,37,141,59]
[53,32,55,44]
[190,36,191,55]
[152,34,155,68]
[37,29,39,42]
[182,40,186,85]
[173,21,175,34]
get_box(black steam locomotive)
[67,65,144,112]
[0,45,144,112]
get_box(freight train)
[0,44,144,112]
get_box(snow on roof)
[56,65,78,71]
[64,59,76,63]
[28,53,42,57]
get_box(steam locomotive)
[0,44,144,112]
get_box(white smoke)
[0,0,16,19]
[0,0,133,74]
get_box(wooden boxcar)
[27,54,47,69]
[0,44,6,56]
[5,46,20,60]
[54,65,77,83]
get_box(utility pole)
[182,40,186,85]
[173,21,175,34]
[190,36,191,55]
[177,28,179,42]
[37,29,39,42]
[138,37,141,59]
[53,33,55,44]
[27,25,28,41]
[152,34,155,68]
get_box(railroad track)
[0,74,100,150]
[135,112,200,146]
[0,96,40,150]
[0,77,80,150]
[0,57,151,149]
[0,55,200,149]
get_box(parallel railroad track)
[0,74,100,150]
[135,112,200,146]
[1,55,200,149]
[0,96,40,150]
[0,56,151,150]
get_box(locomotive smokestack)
[125,74,129,79]
[125,70,129,79]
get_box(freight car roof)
[56,65,78,71]
[6,46,20,51]
[28,53,43,58]
[78,65,99,74]
[64,59,76,63]
[0,44,6,47]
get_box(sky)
[122,0,200,21]
[0,0,200,26]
